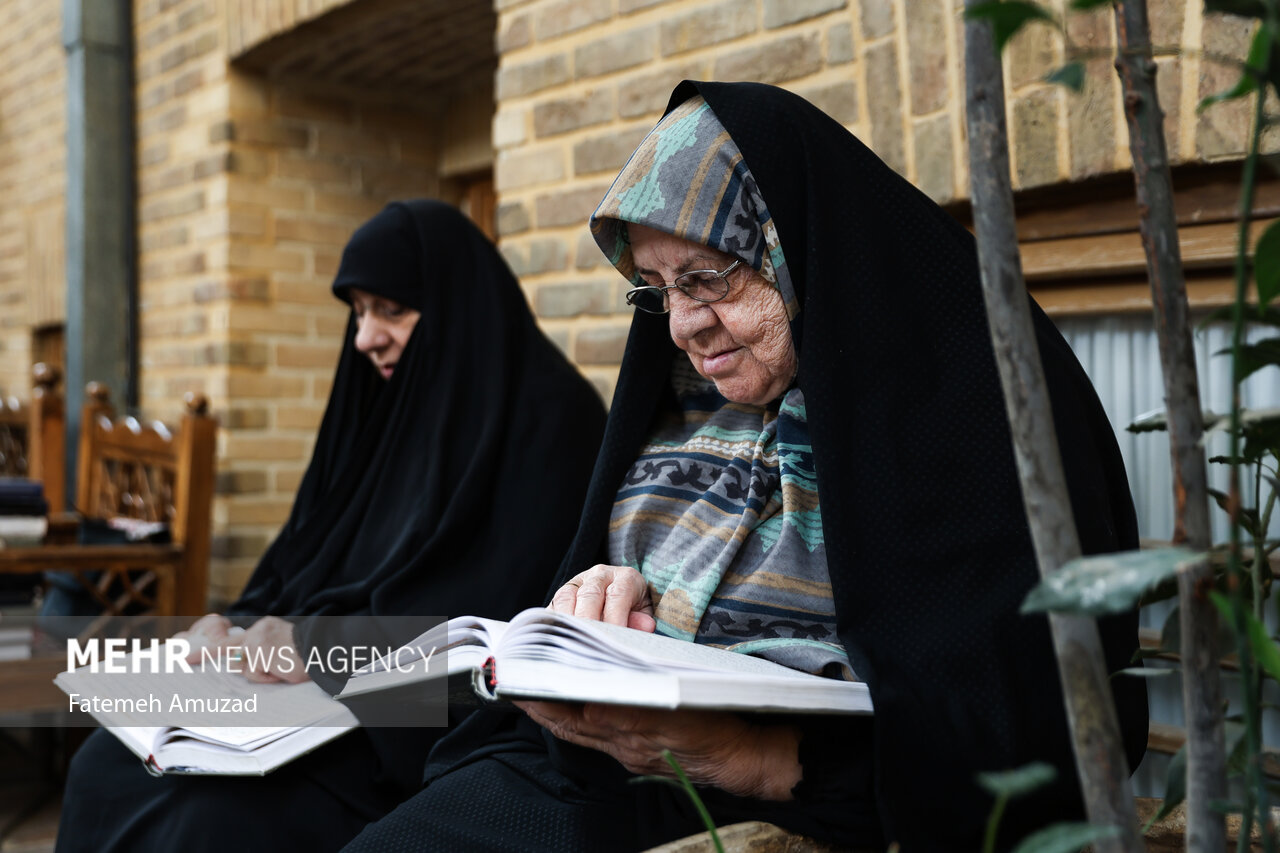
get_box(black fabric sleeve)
[789,714,876,804]
[692,714,882,848]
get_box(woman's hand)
[175,613,234,664]
[516,701,801,801]
[549,564,656,631]
[205,616,310,684]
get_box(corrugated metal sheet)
[1060,314,1280,540]
[1058,313,1280,795]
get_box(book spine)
[472,657,499,702]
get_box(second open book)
[336,607,873,715]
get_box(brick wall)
[135,0,488,604]
[0,0,65,399]
[210,75,448,600]
[492,0,1255,402]
[134,0,244,604]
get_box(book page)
[155,726,353,776]
[505,609,847,680]
[162,726,302,750]
[358,615,509,675]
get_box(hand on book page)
[206,616,308,684]
[549,564,656,632]
[175,613,308,684]
[174,613,236,663]
[516,699,802,801]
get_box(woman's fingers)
[201,626,248,666]
[550,565,654,628]
[177,613,233,663]
[518,701,714,778]
[204,617,307,683]
[517,700,800,799]
[549,580,581,614]
[600,573,647,626]
[627,610,657,632]
[572,571,611,621]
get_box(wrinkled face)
[628,224,797,406]
[348,288,421,380]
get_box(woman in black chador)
[56,200,607,852]
[343,83,1148,852]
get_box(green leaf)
[1068,0,1113,8]
[1228,338,1280,382]
[1021,548,1202,616]
[1207,488,1262,537]
[1246,609,1280,684]
[964,1,1058,52]
[1126,407,1231,434]
[661,751,724,853]
[1113,666,1174,678]
[628,774,684,791]
[977,762,1057,799]
[1208,455,1250,465]
[1145,743,1187,830]
[1242,415,1280,462]
[630,760,725,853]
[1224,720,1251,775]
[1210,589,1231,620]
[1009,822,1121,853]
[1198,73,1256,114]
[1044,62,1085,92]
[1199,22,1270,112]
[1256,219,1280,308]
[1126,408,1168,433]
[1200,302,1280,328]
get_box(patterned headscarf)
[590,97,847,678]
[592,96,799,319]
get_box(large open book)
[337,608,872,715]
[55,664,357,776]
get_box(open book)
[337,607,872,715]
[55,662,357,776]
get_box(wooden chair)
[0,364,65,510]
[0,394,26,477]
[0,385,216,714]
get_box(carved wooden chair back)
[71,383,216,616]
[0,395,26,477]
[0,364,65,507]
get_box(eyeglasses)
[624,259,742,314]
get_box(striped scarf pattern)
[606,362,851,678]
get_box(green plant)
[630,750,725,853]
[963,0,1280,850]
[977,762,1123,853]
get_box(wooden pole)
[963,8,1143,850]
[1112,3,1226,849]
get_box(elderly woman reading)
[56,201,607,852]
[344,83,1148,852]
